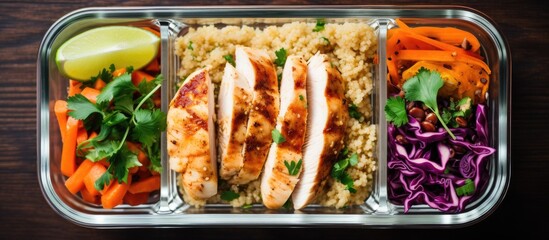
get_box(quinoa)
[175,21,377,209]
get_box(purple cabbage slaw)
[387,104,495,213]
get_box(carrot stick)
[127,142,150,167]
[128,175,160,194]
[80,186,100,204]
[94,78,106,90]
[112,68,127,77]
[65,159,94,194]
[54,100,68,143]
[84,163,108,196]
[144,58,160,72]
[123,192,150,206]
[81,87,100,104]
[395,50,491,74]
[131,70,155,86]
[76,128,88,145]
[61,117,80,177]
[101,175,132,209]
[68,80,82,96]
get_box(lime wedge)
[55,26,160,81]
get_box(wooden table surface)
[1,0,547,238]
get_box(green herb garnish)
[68,68,165,190]
[282,199,293,210]
[284,159,302,176]
[220,190,240,201]
[242,203,253,209]
[313,19,326,32]
[187,41,194,50]
[299,94,307,108]
[348,103,361,120]
[331,150,358,193]
[320,36,330,45]
[402,68,456,139]
[271,129,286,144]
[274,48,287,67]
[455,179,475,196]
[384,96,408,127]
[224,54,235,66]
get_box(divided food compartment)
[37,6,511,228]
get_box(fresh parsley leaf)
[103,111,128,127]
[146,143,162,173]
[320,36,330,45]
[95,171,113,191]
[274,48,287,67]
[132,109,167,147]
[313,19,326,32]
[284,159,302,176]
[271,129,286,144]
[456,179,475,196]
[125,66,134,74]
[224,54,235,67]
[84,140,119,161]
[403,68,456,139]
[282,199,293,210]
[108,64,116,73]
[277,72,282,85]
[187,41,194,50]
[340,172,356,193]
[114,94,134,114]
[67,94,102,120]
[384,96,408,127]
[299,94,307,108]
[111,145,141,184]
[96,73,136,104]
[220,190,240,201]
[348,103,362,120]
[331,149,359,193]
[442,108,453,125]
[349,153,358,166]
[242,203,253,209]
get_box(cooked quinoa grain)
[175,21,377,209]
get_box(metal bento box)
[37,6,511,228]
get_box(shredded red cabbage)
[388,104,495,212]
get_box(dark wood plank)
[1,0,548,239]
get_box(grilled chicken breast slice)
[229,46,279,184]
[261,56,308,209]
[167,68,217,199]
[292,53,348,210]
[218,63,252,180]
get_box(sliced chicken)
[167,68,217,200]
[217,63,252,180]
[261,56,308,209]
[292,53,348,210]
[229,46,279,184]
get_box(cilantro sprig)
[331,148,358,193]
[284,159,302,176]
[271,129,286,144]
[220,190,240,201]
[274,48,287,67]
[224,54,235,66]
[68,66,165,190]
[384,96,408,127]
[456,179,475,196]
[313,19,326,32]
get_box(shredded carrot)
[101,175,132,209]
[123,192,150,206]
[395,49,491,74]
[81,87,100,104]
[84,163,108,196]
[65,159,94,194]
[408,26,481,52]
[128,175,160,194]
[61,117,80,177]
[54,100,68,143]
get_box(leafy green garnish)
[455,179,475,196]
[242,203,253,209]
[220,190,240,201]
[68,67,166,190]
[284,159,302,176]
[331,150,358,193]
[299,94,307,108]
[313,19,326,32]
[274,48,287,67]
[187,41,194,50]
[348,103,361,120]
[271,129,286,144]
[442,97,473,128]
[384,96,408,127]
[224,54,235,66]
[402,68,456,139]
[282,199,293,210]
[320,36,330,45]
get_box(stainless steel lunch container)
[37,5,511,228]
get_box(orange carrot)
[76,128,88,145]
[80,186,100,204]
[112,68,127,77]
[144,58,160,72]
[68,80,82,96]
[395,49,491,74]
[54,100,68,143]
[131,70,155,86]
[88,131,98,140]
[94,78,106,90]
[65,159,94,194]
[61,117,80,177]
[128,175,160,194]
[123,192,150,206]
[127,142,150,167]
[84,163,108,196]
[81,87,100,104]
[101,175,132,209]
[408,26,481,52]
